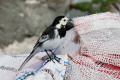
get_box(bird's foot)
[51,55,61,63]
[41,55,61,63]
[48,50,61,63]
[49,57,55,63]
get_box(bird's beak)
[65,18,74,30]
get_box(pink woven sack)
[59,12,120,80]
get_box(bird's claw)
[48,56,55,63]
[42,55,61,63]
[44,55,61,63]
[52,55,61,63]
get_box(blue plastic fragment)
[16,56,72,80]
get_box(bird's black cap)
[52,16,65,26]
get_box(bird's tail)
[18,50,35,71]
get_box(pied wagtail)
[18,16,74,71]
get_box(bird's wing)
[18,36,47,71]
[33,26,55,49]
[39,35,49,43]
[18,26,55,71]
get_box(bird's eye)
[64,20,66,21]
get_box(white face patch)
[56,17,69,29]
[60,17,69,25]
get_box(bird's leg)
[49,50,61,63]
[45,49,55,63]
[49,50,56,57]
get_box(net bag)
[60,12,120,80]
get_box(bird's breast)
[40,37,64,51]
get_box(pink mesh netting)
[61,12,120,80]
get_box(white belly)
[40,37,64,51]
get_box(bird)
[18,16,74,71]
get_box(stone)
[0,0,70,47]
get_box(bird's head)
[52,16,74,30]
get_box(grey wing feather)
[39,35,49,42]
[33,34,49,50]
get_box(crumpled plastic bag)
[0,53,68,80]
